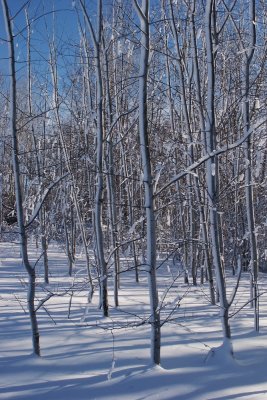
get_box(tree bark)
[79,0,108,316]
[2,0,40,356]
[242,0,259,331]
[190,0,215,304]
[204,0,232,351]
[134,0,161,365]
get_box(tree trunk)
[25,8,49,284]
[2,0,40,356]
[190,0,215,304]
[104,41,120,307]
[79,0,108,317]
[134,0,161,366]
[48,28,94,301]
[205,0,232,352]
[242,0,259,331]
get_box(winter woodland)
[0,0,267,399]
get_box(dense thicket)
[0,0,266,362]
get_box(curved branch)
[25,173,69,229]
[154,118,266,197]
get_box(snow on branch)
[133,0,146,22]
[154,118,266,197]
[25,173,69,229]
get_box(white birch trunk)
[104,40,120,307]
[2,0,40,356]
[190,1,215,304]
[205,0,232,352]
[134,0,160,365]
[25,9,49,284]
[168,0,215,294]
[79,0,108,316]
[241,0,259,331]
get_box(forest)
[0,0,267,398]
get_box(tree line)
[0,0,267,364]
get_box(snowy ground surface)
[1,240,267,399]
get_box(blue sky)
[0,0,150,79]
[0,0,92,76]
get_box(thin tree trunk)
[104,40,120,307]
[190,0,215,304]
[134,0,161,366]
[242,0,259,331]
[2,0,40,356]
[163,17,188,284]
[49,36,93,300]
[79,0,108,317]
[64,213,73,276]
[25,8,49,284]
[205,0,232,351]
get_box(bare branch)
[154,118,266,197]
[25,173,69,229]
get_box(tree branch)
[154,118,266,197]
[25,173,69,229]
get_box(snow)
[1,241,267,399]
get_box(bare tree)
[241,0,259,331]
[1,0,40,356]
[204,0,232,354]
[48,17,94,300]
[79,0,108,316]
[25,8,50,284]
[134,0,161,365]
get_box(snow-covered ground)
[1,241,267,400]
